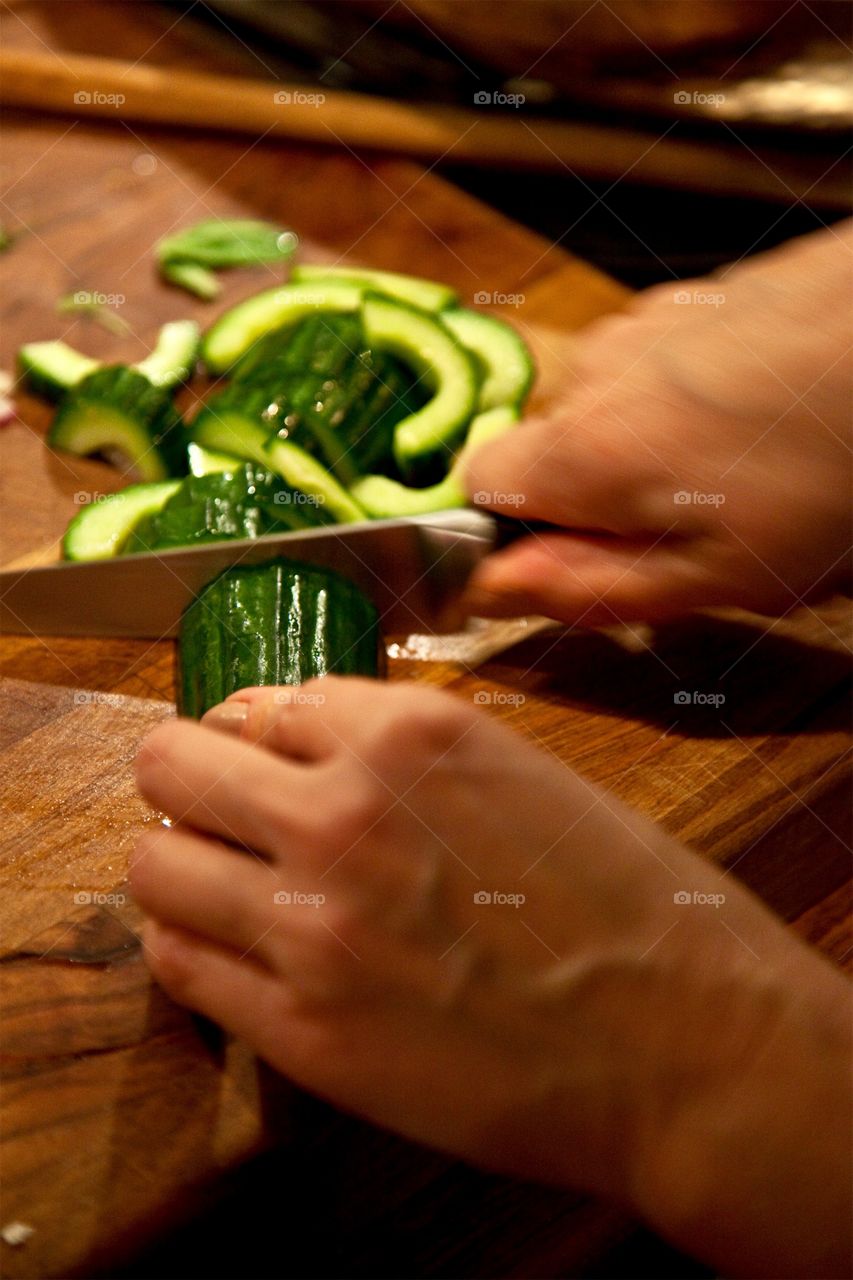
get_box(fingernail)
[201,702,249,735]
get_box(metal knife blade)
[0,509,501,639]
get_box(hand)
[132,678,850,1278]
[464,222,853,625]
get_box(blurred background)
[4,0,851,286]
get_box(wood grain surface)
[0,4,850,1278]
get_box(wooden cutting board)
[0,4,850,1278]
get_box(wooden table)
[1,5,850,1278]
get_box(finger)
[461,531,712,626]
[203,684,339,761]
[130,823,284,967]
[142,919,294,1052]
[135,719,323,858]
[463,396,662,535]
[203,677,425,771]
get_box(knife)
[0,509,517,639]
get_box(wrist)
[630,946,851,1277]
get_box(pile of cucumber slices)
[18,265,535,562]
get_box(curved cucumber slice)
[200,282,363,373]
[48,367,187,482]
[136,320,200,388]
[191,402,271,466]
[62,480,180,560]
[290,264,457,312]
[264,437,365,524]
[441,308,534,411]
[187,442,243,476]
[350,405,518,518]
[18,342,98,400]
[361,294,477,475]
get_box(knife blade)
[0,509,503,639]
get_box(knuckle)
[295,775,388,854]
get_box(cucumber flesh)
[123,462,326,554]
[361,294,478,476]
[441,308,534,411]
[290,264,457,312]
[200,282,363,373]
[187,442,243,476]
[350,405,518,518]
[62,480,180,560]
[48,367,188,482]
[18,341,98,400]
[264,437,366,524]
[136,320,200,388]
[191,403,271,466]
[177,558,382,719]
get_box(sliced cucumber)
[177,559,382,719]
[200,282,363,373]
[351,405,518,518]
[264,437,365,524]
[123,463,326,554]
[290,264,457,312]
[18,341,99,400]
[441,308,534,411]
[187,442,243,476]
[20,320,200,401]
[361,294,478,476]
[191,398,272,466]
[136,320,200,388]
[62,480,180,560]
[49,367,187,482]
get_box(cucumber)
[194,313,422,486]
[135,320,200,388]
[441,309,534,411]
[49,367,188,482]
[177,558,382,718]
[123,462,327,554]
[290,264,457,312]
[264,437,366,524]
[62,480,181,561]
[187,442,243,476]
[18,341,98,400]
[20,320,200,401]
[360,294,478,476]
[351,405,518,518]
[200,281,363,373]
[191,401,271,466]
